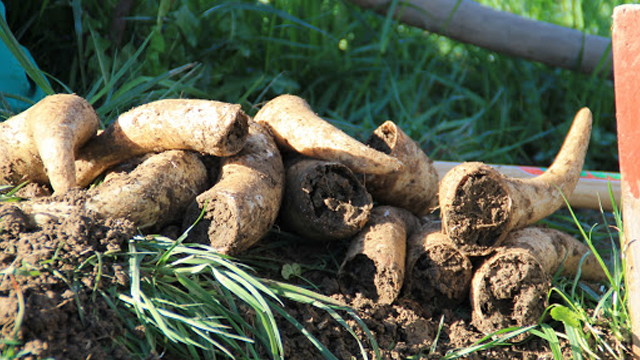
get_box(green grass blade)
[86,32,154,107]
[88,24,109,87]
[314,301,370,360]
[531,324,564,360]
[211,267,282,357]
[95,62,196,119]
[565,326,585,360]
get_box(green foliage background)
[3,0,625,171]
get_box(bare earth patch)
[0,190,134,360]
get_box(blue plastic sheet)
[0,0,46,112]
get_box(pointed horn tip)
[576,107,593,122]
[568,107,593,136]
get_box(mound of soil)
[0,192,622,359]
[246,235,554,360]
[0,190,135,360]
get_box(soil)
[406,243,471,307]
[338,254,379,301]
[404,224,473,310]
[338,206,412,306]
[0,190,135,360]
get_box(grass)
[541,192,630,359]
[0,0,633,358]
[115,233,377,359]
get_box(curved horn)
[254,94,402,175]
[439,108,592,255]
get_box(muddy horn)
[438,108,592,256]
[254,94,402,175]
[338,205,419,305]
[470,226,607,341]
[365,120,439,216]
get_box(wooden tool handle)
[347,0,612,77]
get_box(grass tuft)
[117,234,377,359]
